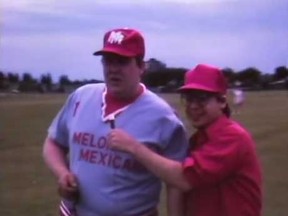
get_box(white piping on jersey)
[59,200,72,216]
[101,83,146,122]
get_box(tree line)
[0,58,288,93]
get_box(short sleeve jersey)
[48,83,188,216]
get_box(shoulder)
[140,90,184,127]
[69,83,105,99]
[74,83,105,94]
[141,90,175,113]
[213,118,254,148]
[61,83,105,107]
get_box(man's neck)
[108,84,143,101]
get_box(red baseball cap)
[179,64,228,94]
[93,28,145,58]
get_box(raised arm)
[108,129,192,191]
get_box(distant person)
[108,64,263,216]
[232,87,245,114]
[42,28,188,216]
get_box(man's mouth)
[109,77,122,84]
[189,112,204,122]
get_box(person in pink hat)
[42,28,188,216]
[108,64,263,216]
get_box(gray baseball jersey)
[48,83,188,216]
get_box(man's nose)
[186,101,201,109]
[107,63,120,73]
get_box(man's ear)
[219,95,226,102]
[139,60,146,76]
[217,95,227,105]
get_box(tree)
[236,67,261,87]
[40,73,53,91]
[273,66,288,81]
[22,73,34,83]
[7,72,19,84]
[18,72,38,92]
[142,67,187,91]
[222,67,236,86]
[0,71,8,90]
[145,58,166,72]
[260,73,273,90]
[59,75,71,86]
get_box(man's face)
[102,54,144,98]
[183,90,226,129]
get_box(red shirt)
[182,116,262,216]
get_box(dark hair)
[135,56,144,68]
[216,95,231,117]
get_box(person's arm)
[108,129,191,191]
[43,137,70,178]
[166,185,185,216]
[43,136,79,200]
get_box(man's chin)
[191,120,206,129]
[107,86,122,95]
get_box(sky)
[0,0,287,81]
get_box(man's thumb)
[68,174,78,188]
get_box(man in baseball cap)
[93,28,145,58]
[108,63,263,216]
[93,28,146,100]
[43,27,188,216]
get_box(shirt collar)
[203,115,230,140]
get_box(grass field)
[0,91,288,216]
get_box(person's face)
[183,90,226,129]
[102,54,144,98]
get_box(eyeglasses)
[182,92,217,105]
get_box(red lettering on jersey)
[82,133,90,146]
[99,152,108,165]
[79,148,91,161]
[132,161,146,172]
[89,150,97,163]
[79,149,98,163]
[107,154,113,166]
[73,132,98,147]
[73,132,82,144]
[73,101,80,117]
[97,137,107,149]
[113,155,121,169]
[78,148,147,172]
[90,134,96,147]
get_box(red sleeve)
[182,130,246,188]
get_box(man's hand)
[108,129,139,154]
[58,172,79,201]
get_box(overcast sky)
[1,0,287,81]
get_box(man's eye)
[118,58,130,65]
[103,57,130,65]
[198,95,209,101]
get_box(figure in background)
[232,85,245,114]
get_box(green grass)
[0,91,287,216]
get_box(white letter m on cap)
[107,31,124,44]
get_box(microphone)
[107,115,115,129]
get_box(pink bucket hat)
[93,28,145,58]
[179,64,228,94]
